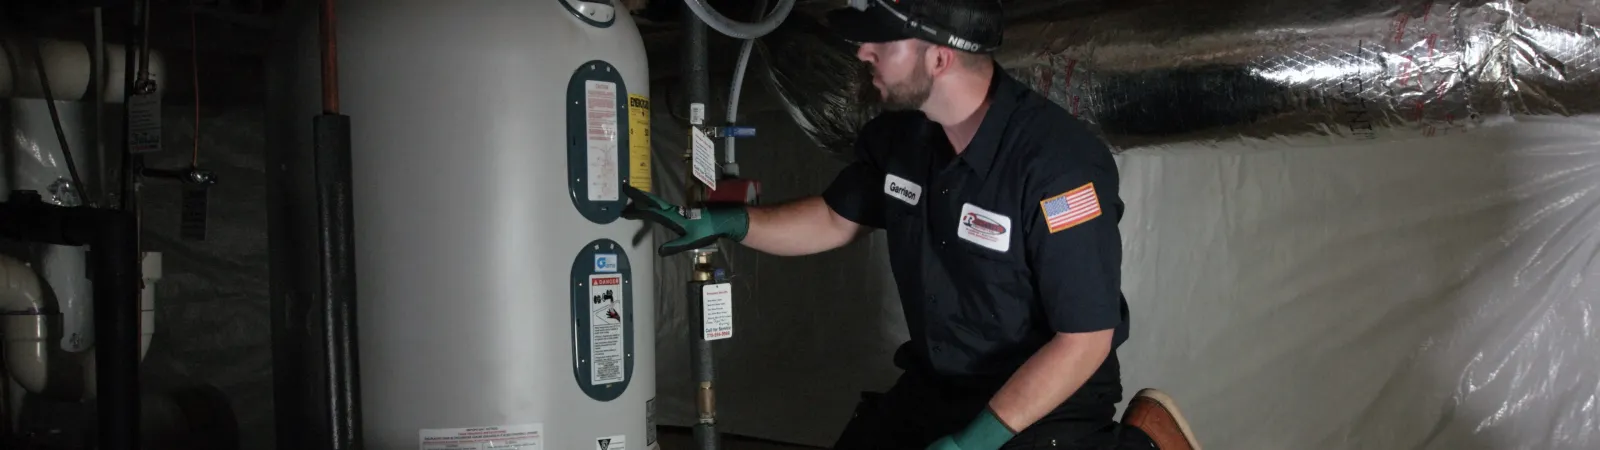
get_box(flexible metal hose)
[683,0,795,39]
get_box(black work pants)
[832,357,1156,449]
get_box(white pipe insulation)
[0,36,166,103]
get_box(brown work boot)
[1120,388,1201,450]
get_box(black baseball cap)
[826,0,1004,53]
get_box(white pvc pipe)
[0,254,48,395]
[0,36,166,103]
[140,252,160,360]
[0,250,158,401]
[42,245,94,353]
[84,251,160,401]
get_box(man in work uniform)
[621,1,1202,449]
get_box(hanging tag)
[690,127,717,190]
[180,186,208,241]
[129,89,162,154]
[702,282,733,341]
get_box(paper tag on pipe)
[690,102,706,125]
[691,127,717,190]
[180,185,209,241]
[702,283,733,341]
[128,92,162,154]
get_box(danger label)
[590,274,625,385]
[702,283,732,341]
[419,423,543,450]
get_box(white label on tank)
[646,398,657,445]
[596,435,626,450]
[586,80,621,202]
[419,423,542,449]
[691,127,717,190]
[703,283,733,341]
[590,274,626,385]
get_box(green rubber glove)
[927,409,1016,450]
[621,184,750,256]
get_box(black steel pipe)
[687,279,718,450]
[683,6,719,450]
[0,191,140,450]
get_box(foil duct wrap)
[757,0,1600,157]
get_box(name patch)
[883,174,922,206]
[957,203,1011,253]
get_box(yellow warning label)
[628,93,652,192]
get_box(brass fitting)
[696,381,717,419]
[691,249,716,281]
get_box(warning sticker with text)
[691,127,717,190]
[590,274,626,385]
[627,94,652,192]
[596,435,626,450]
[419,423,543,450]
[702,283,733,341]
[586,80,621,202]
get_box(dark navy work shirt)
[823,65,1130,389]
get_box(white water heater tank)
[271,1,657,449]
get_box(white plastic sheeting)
[648,96,1600,448]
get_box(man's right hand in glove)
[621,184,750,256]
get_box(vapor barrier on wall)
[643,1,1600,448]
[759,0,1600,156]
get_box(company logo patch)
[883,173,923,206]
[963,213,1006,236]
[595,253,619,272]
[1041,182,1102,233]
[956,203,1011,252]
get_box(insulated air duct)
[760,0,1600,157]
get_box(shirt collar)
[949,62,1025,179]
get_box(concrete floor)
[656,427,822,450]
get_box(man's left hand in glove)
[621,184,750,256]
[927,408,1016,450]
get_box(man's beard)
[858,64,933,111]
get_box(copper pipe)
[320,0,340,114]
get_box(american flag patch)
[1041,182,1102,233]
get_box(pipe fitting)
[0,254,49,394]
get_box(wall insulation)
[643,1,1600,449]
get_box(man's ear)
[926,44,955,76]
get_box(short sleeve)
[821,117,898,229]
[1023,150,1124,334]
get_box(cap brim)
[826,7,910,44]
